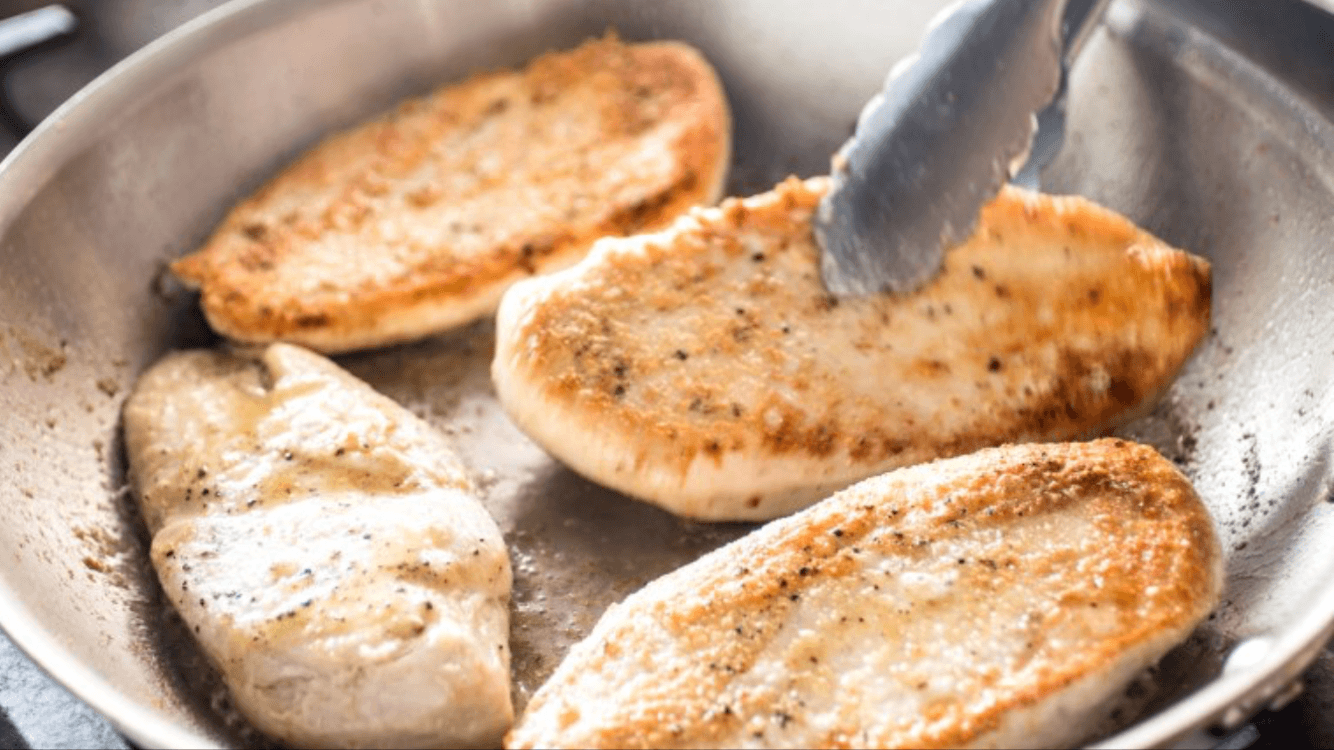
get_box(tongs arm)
[816,0,1111,297]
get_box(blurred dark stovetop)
[1,2,1333,749]
[0,0,229,151]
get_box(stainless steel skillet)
[2,0,1334,747]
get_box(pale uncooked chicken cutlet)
[506,439,1223,750]
[493,177,1211,521]
[123,344,513,749]
[171,34,731,354]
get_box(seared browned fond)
[172,34,731,353]
[492,177,1212,520]
[506,439,1223,749]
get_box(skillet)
[2,0,1334,746]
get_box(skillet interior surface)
[1,0,1334,747]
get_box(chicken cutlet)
[171,34,731,354]
[506,439,1223,749]
[123,343,512,749]
[493,177,1211,521]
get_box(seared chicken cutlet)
[123,344,512,749]
[507,440,1223,749]
[171,34,730,354]
[493,178,1211,521]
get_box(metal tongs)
[816,0,1113,296]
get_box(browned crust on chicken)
[493,177,1212,520]
[506,439,1223,749]
[171,34,731,353]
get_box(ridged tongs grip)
[816,0,1109,297]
